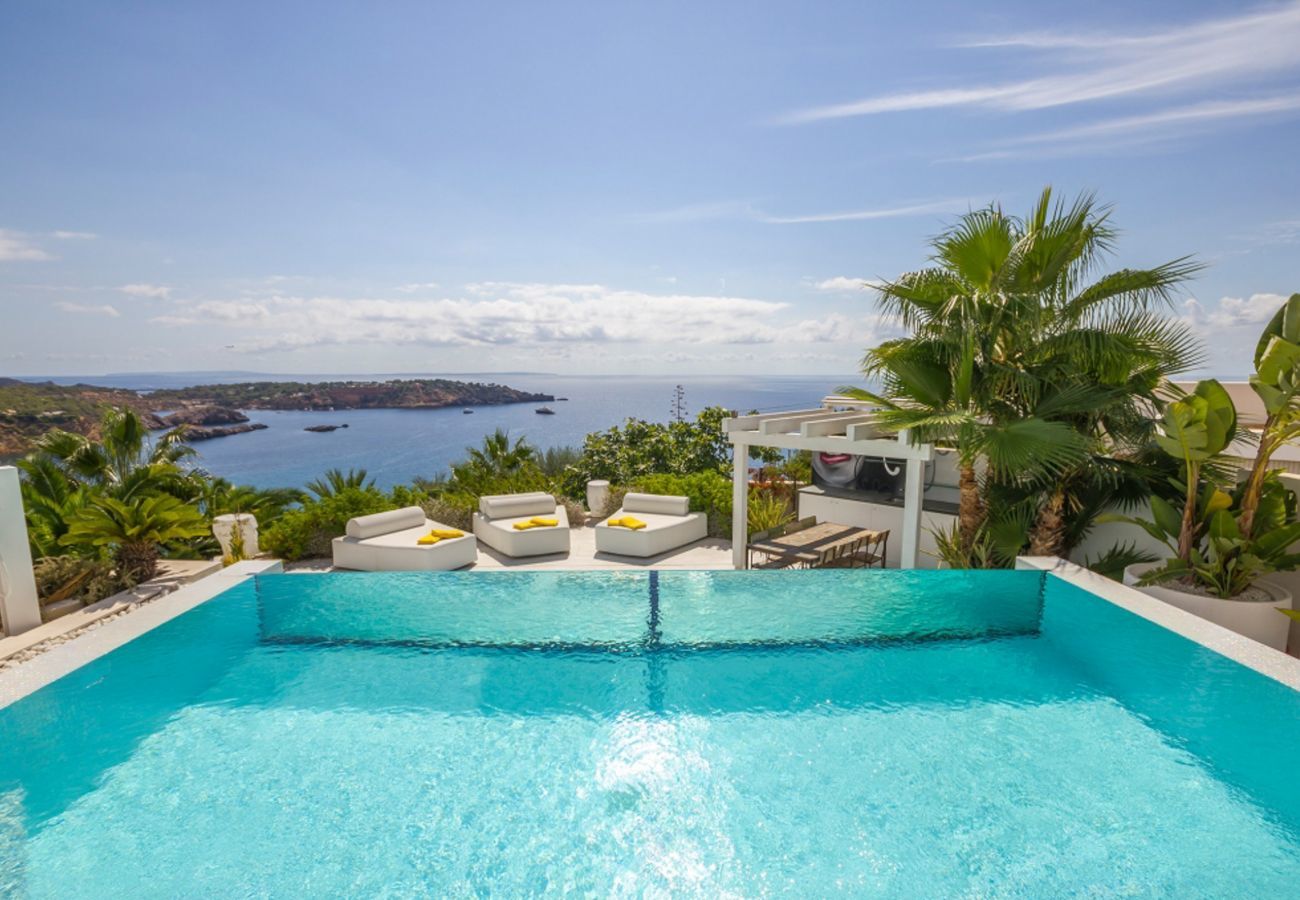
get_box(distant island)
[0,377,552,458]
[147,379,553,411]
[0,378,162,458]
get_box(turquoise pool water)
[2,570,1299,896]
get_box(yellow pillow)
[512,520,537,531]
[432,528,464,539]
[606,517,624,527]
[529,516,558,527]
[417,534,442,545]
[615,516,647,530]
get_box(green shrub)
[260,487,394,561]
[747,489,794,537]
[538,445,580,478]
[420,495,474,531]
[561,407,734,497]
[633,471,733,537]
[557,496,587,527]
[779,451,813,485]
[33,555,130,608]
[634,472,800,539]
[389,483,430,508]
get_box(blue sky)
[1,0,1297,377]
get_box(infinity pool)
[2,570,1299,896]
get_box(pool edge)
[0,560,283,709]
[1017,556,1300,692]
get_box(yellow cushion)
[529,517,558,527]
[606,517,624,527]
[512,520,537,531]
[431,528,464,539]
[417,534,442,545]
[613,516,647,530]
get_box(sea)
[25,372,856,490]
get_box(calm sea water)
[144,374,851,489]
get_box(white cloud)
[812,276,877,293]
[50,230,96,240]
[0,230,53,262]
[631,197,971,227]
[119,283,172,298]
[762,199,974,225]
[153,283,876,352]
[152,300,270,326]
[394,281,440,293]
[1182,292,1287,329]
[55,302,120,317]
[1012,95,1300,146]
[779,4,1300,123]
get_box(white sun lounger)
[472,492,571,557]
[594,492,707,558]
[332,506,477,571]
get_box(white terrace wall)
[0,466,41,636]
[1073,472,1300,654]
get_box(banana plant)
[1150,379,1237,561]
[1104,376,1300,598]
[1239,293,1300,537]
[1155,474,1300,597]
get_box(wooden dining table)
[746,521,885,569]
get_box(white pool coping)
[1018,556,1300,692]
[1,556,1298,710]
[0,560,282,710]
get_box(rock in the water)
[304,424,348,433]
[163,405,249,427]
[184,422,269,441]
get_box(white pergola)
[722,397,935,569]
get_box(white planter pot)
[213,513,260,560]
[1123,562,1293,651]
[586,480,611,517]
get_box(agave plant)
[62,494,209,583]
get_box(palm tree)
[62,494,209,582]
[17,454,94,558]
[34,407,194,500]
[465,429,536,476]
[190,475,305,525]
[448,430,546,498]
[305,468,375,500]
[847,338,1094,553]
[844,187,1203,561]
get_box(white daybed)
[594,492,707,558]
[472,492,571,557]
[332,506,477,571]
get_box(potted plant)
[1109,295,1300,650]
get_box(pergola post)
[900,456,924,568]
[731,442,749,569]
